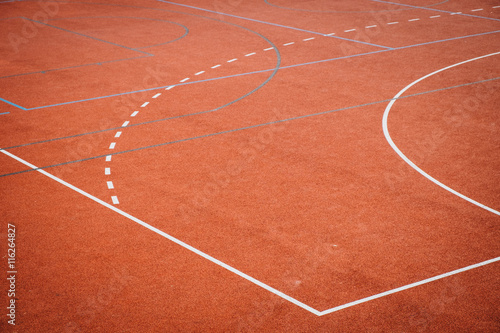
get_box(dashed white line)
[106,155,112,162]
[105,168,111,175]
[109,142,116,149]
[408,18,420,22]
[107,181,114,189]
[195,71,205,76]
[471,8,483,12]
[211,64,221,69]
[450,12,462,15]
[130,111,139,117]
[227,58,238,63]
[365,25,377,28]
[326,33,335,36]
[283,42,294,46]
[344,28,356,32]
[264,47,274,51]
[122,121,130,127]
[111,196,119,205]
[180,78,190,82]
[388,21,399,25]
[152,93,161,98]
[430,15,441,18]
[303,37,315,41]
[141,102,149,107]
[166,85,175,90]
[115,131,122,138]
[245,52,256,57]
[494,6,500,9]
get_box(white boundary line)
[319,256,500,315]
[0,149,321,316]
[2,52,500,314]
[2,149,498,316]
[382,51,500,216]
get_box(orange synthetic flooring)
[0,0,499,332]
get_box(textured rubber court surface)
[0,0,499,332]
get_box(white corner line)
[318,257,500,316]
[0,149,321,317]
[382,51,500,217]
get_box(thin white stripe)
[111,196,119,205]
[107,181,114,189]
[0,149,321,316]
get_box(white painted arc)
[382,51,500,216]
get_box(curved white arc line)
[383,51,500,216]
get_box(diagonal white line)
[0,148,321,316]
[319,257,500,315]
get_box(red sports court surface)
[0,0,499,332]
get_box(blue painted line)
[395,29,500,49]
[49,16,190,50]
[2,27,498,111]
[8,50,385,111]
[264,0,450,13]
[0,112,10,116]
[370,0,500,22]
[154,0,394,50]
[3,76,498,179]
[0,55,152,80]
[22,17,154,56]
[0,98,27,110]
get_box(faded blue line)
[22,17,154,56]
[155,0,394,49]
[2,20,498,110]
[0,98,26,110]
[0,112,10,115]
[16,50,386,110]
[0,55,151,79]
[2,76,499,178]
[49,16,190,50]
[264,0,450,13]
[370,0,500,22]
[396,29,500,49]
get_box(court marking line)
[3,26,499,111]
[370,0,500,22]
[1,0,498,316]
[1,141,498,316]
[318,257,500,315]
[0,148,321,315]
[3,76,499,179]
[383,51,500,217]
[22,17,153,56]
[154,0,394,49]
